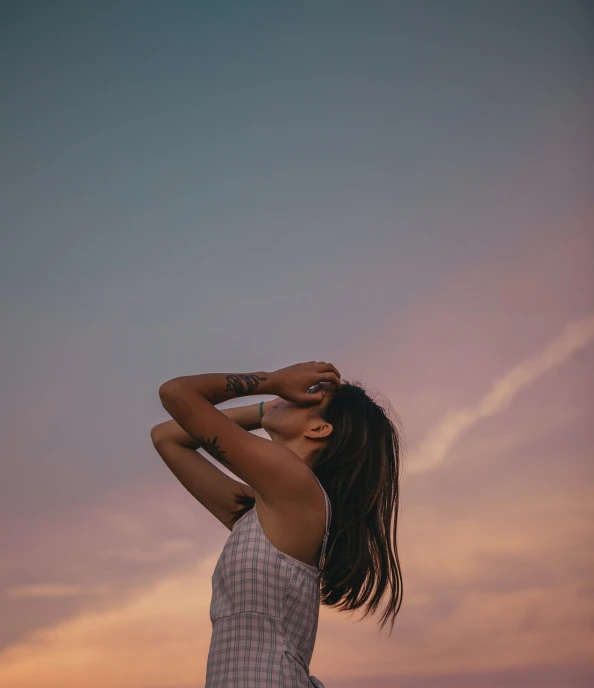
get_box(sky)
[1,1,593,686]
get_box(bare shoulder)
[256,464,327,568]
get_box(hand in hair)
[269,361,341,406]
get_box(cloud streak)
[407,313,594,473]
[5,584,111,600]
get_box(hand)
[262,397,281,414]
[270,361,341,405]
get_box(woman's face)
[261,383,334,461]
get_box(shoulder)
[256,461,327,564]
[258,452,323,515]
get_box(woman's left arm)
[156,370,308,502]
[159,370,277,407]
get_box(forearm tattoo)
[193,372,267,467]
[224,373,267,396]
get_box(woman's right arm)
[150,400,276,446]
[149,401,277,528]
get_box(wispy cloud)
[0,558,218,688]
[96,539,196,563]
[6,584,111,600]
[408,313,594,473]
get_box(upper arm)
[151,436,256,531]
[158,382,310,508]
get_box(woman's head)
[234,378,405,635]
[260,381,336,469]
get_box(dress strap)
[313,475,332,569]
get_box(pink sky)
[2,218,592,687]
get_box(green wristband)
[259,401,264,419]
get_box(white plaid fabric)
[205,475,332,687]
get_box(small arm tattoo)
[196,435,233,468]
[224,373,267,396]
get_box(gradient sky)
[1,1,593,687]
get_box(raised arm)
[149,400,278,529]
[151,400,273,445]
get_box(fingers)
[316,373,341,388]
[314,361,341,383]
[324,372,341,387]
[308,380,338,395]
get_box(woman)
[151,361,404,687]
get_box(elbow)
[150,423,168,446]
[158,379,183,413]
[158,378,178,400]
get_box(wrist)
[261,398,279,415]
[259,370,278,396]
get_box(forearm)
[218,402,265,431]
[152,402,265,447]
[159,370,276,406]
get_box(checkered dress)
[205,474,331,687]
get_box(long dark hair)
[231,380,405,636]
